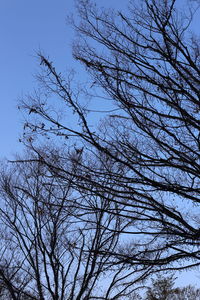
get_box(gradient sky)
[0,0,199,159]
[1,0,200,288]
[0,0,72,159]
[0,0,127,160]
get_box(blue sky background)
[0,0,73,158]
[0,0,198,159]
[0,0,127,159]
[0,0,200,288]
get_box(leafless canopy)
[3,0,200,296]
[0,153,152,299]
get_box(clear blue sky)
[0,0,73,158]
[0,0,198,159]
[0,0,200,289]
[0,0,127,159]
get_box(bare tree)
[19,0,200,281]
[0,149,152,299]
